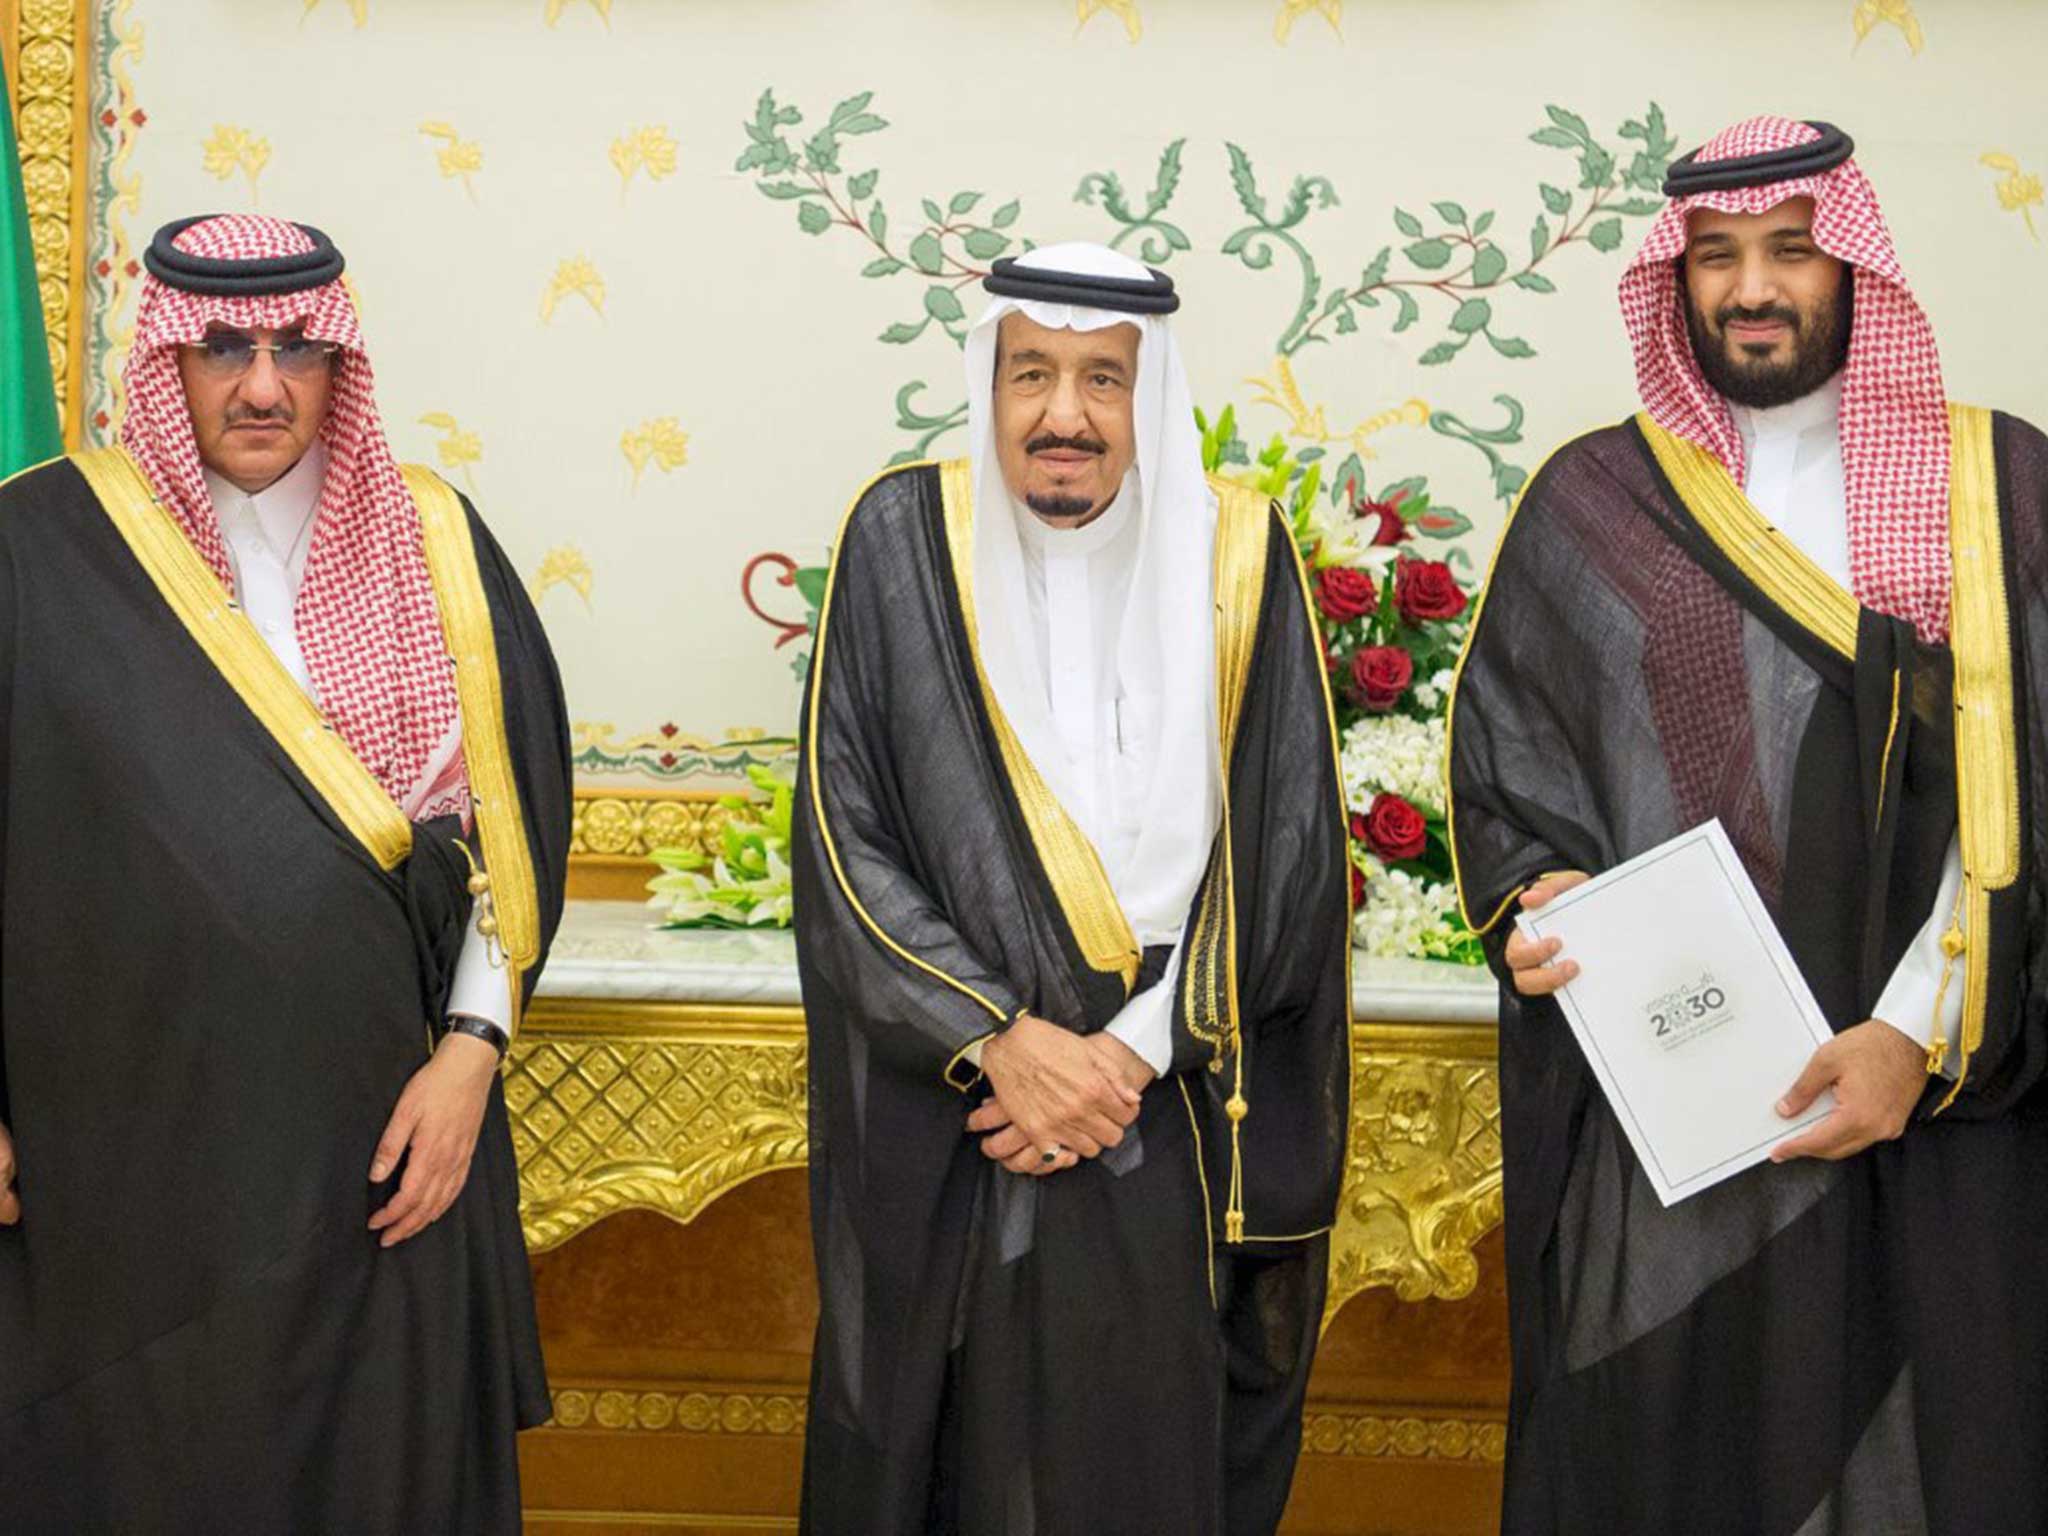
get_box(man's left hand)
[367,1031,500,1247]
[969,1033,1157,1173]
[1769,1020,1928,1163]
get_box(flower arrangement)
[1199,405,1485,965]
[647,765,795,928]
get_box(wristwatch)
[440,1014,509,1061]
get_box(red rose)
[1349,811,1370,843]
[1354,497,1411,548]
[1349,863,1366,909]
[1315,565,1379,624]
[1348,645,1413,713]
[1394,557,1468,624]
[1365,792,1428,863]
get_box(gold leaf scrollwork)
[1851,0,1923,54]
[419,121,483,199]
[620,417,690,488]
[1246,356,1429,456]
[1075,0,1141,43]
[1275,0,1342,43]
[1982,153,2043,240]
[532,546,596,609]
[200,124,270,202]
[540,256,606,323]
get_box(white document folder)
[1515,819,1837,1206]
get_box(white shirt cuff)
[446,899,512,1035]
[1872,834,1964,1077]
[1103,947,1180,1078]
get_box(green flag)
[2,90,63,477]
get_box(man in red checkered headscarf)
[1451,118,2048,1532]
[0,214,571,1534]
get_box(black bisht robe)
[0,450,571,1535]
[793,459,1351,1536]
[1450,406,2048,1535]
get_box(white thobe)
[1730,376,1964,1066]
[203,447,510,1035]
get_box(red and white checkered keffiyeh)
[1620,115,1952,642]
[119,213,468,822]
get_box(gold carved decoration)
[510,1002,808,1254]
[513,998,1505,1323]
[549,1383,807,1436]
[1327,1025,1503,1309]
[6,0,91,443]
[1300,1409,1506,1463]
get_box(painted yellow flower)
[620,417,691,488]
[418,412,483,494]
[1982,153,2043,239]
[1076,0,1141,43]
[1275,0,1341,43]
[543,0,611,26]
[610,126,679,197]
[1244,356,1428,453]
[419,122,483,199]
[200,125,270,202]
[531,546,595,608]
[540,257,606,323]
[1851,0,1923,54]
[301,0,368,24]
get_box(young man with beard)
[1451,117,2048,1532]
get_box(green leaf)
[909,231,945,273]
[1540,182,1571,215]
[949,190,982,215]
[827,90,873,125]
[1545,105,1593,141]
[1449,298,1492,334]
[1610,197,1665,216]
[1404,238,1453,269]
[862,256,905,278]
[1586,217,1624,252]
[1360,245,1392,288]
[879,319,928,344]
[792,567,828,607]
[803,129,842,176]
[754,181,812,201]
[1529,127,1581,150]
[1432,200,1468,226]
[962,229,1009,260]
[847,169,879,201]
[1472,210,1495,236]
[1486,332,1537,358]
[1578,146,1615,190]
[1470,245,1508,286]
[869,203,888,243]
[1334,307,1358,335]
[1392,289,1420,332]
[837,114,887,137]
[1393,208,1423,238]
[991,199,1021,228]
[1418,340,1463,366]
[1530,216,1550,262]
[1225,143,1266,220]
[924,285,965,323]
[1511,270,1556,293]
[797,201,832,235]
[921,198,944,224]
[1146,139,1186,215]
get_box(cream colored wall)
[88,0,2048,782]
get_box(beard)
[1685,270,1854,410]
[1023,491,1099,519]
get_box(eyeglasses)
[180,332,339,379]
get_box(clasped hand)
[967,1015,1150,1176]
[1512,871,1927,1164]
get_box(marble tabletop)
[535,899,1500,1027]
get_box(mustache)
[224,404,295,427]
[1715,302,1802,332]
[1025,432,1107,457]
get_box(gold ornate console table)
[515,902,1510,1536]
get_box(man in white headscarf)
[793,243,1353,1535]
